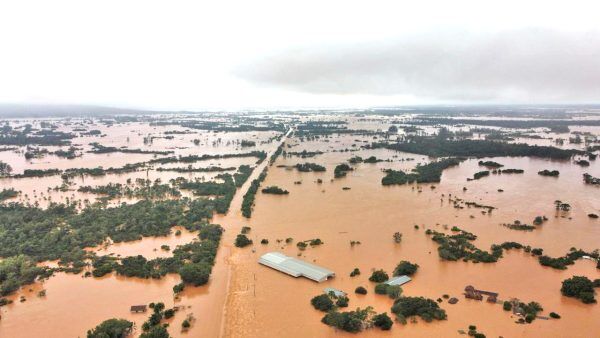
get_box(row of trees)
[375,136,581,159]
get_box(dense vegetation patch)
[561,276,598,304]
[295,163,326,172]
[381,158,463,185]
[0,199,220,264]
[261,186,289,194]
[369,269,389,282]
[393,261,419,276]
[0,188,18,201]
[426,229,501,263]
[0,255,51,296]
[538,169,560,177]
[391,296,447,323]
[87,318,133,338]
[90,224,222,287]
[478,160,503,168]
[374,136,580,159]
[89,142,173,155]
[334,163,353,178]
[321,307,379,333]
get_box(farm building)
[130,305,147,313]
[385,275,412,286]
[324,287,346,297]
[258,252,335,282]
[464,285,499,303]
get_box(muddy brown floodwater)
[221,148,600,338]
[0,121,282,338]
[1,117,600,338]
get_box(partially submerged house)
[385,275,411,286]
[258,252,335,282]
[324,287,346,297]
[464,285,498,303]
[130,305,147,313]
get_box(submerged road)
[193,127,291,338]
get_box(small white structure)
[258,252,335,282]
[385,275,412,286]
[324,287,346,297]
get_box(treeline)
[269,143,285,165]
[471,168,523,180]
[156,166,236,173]
[284,150,323,158]
[148,151,267,165]
[349,156,382,164]
[261,186,289,194]
[179,120,286,133]
[295,163,326,172]
[0,129,75,146]
[2,151,265,180]
[78,180,181,200]
[425,227,600,270]
[538,170,560,177]
[374,137,581,159]
[407,117,600,129]
[241,168,268,218]
[89,142,173,155]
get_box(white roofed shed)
[258,252,335,282]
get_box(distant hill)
[0,104,166,117]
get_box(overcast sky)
[1,0,600,110]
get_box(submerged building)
[258,252,335,282]
[385,275,412,286]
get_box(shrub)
[173,283,184,294]
[311,294,334,312]
[164,309,175,319]
[503,301,512,311]
[369,269,389,283]
[350,268,360,277]
[549,312,561,319]
[374,284,389,295]
[336,296,349,308]
[321,307,372,333]
[393,261,419,276]
[386,285,402,299]
[372,312,393,330]
[525,314,535,323]
[355,286,367,295]
[235,234,252,248]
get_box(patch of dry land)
[1,110,600,337]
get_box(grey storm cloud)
[235,29,600,102]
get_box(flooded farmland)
[1,111,600,337]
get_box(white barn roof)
[258,252,335,282]
[385,275,412,286]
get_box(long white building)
[258,252,335,282]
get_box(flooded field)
[1,112,600,337]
